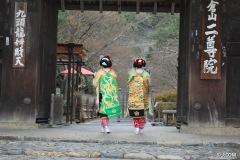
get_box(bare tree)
[57,11,180,93]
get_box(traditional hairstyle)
[133,57,146,68]
[99,55,112,68]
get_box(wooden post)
[118,88,121,121]
[163,113,168,125]
[49,93,54,126]
[150,89,155,122]
[118,0,121,14]
[70,43,75,124]
[136,1,140,14]
[158,103,161,122]
[80,0,84,13]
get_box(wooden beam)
[60,0,65,12]
[153,2,157,14]
[80,0,84,13]
[118,0,121,14]
[57,44,87,61]
[78,0,178,2]
[171,2,175,15]
[99,0,103,13]
[64,4,181,13]
[136,1,140,14]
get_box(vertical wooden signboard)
[201,0,222,79]
[13,2,27,68]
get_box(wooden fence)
[52,89,156,124]
[153,102,177,125]
[76,93,97,123]
[75,89,156,123]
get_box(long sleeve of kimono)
[93,70,102,110]
[93,70,101,88]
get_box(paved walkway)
[0,118,239,159]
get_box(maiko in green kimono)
[93,55,121,133]
[93,69,121,118]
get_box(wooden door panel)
[226,56,240,119]
[225,0,240,42]
[0,0,4,51]
[0,0,4,101]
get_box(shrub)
[153,90,177,125]
[155,89,177,102]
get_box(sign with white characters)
[13,2,27,68]
[201,0,222,79]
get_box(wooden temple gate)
[0,0,239,128]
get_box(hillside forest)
[57,11,180,96]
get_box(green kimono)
[93,69,121,118]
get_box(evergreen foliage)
[154,90,177,125]
[155,89,177,103]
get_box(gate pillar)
[0,0,58,122]
[177,0,226,127]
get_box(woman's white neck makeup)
[103,67,111,72]
[135,68,144,74]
